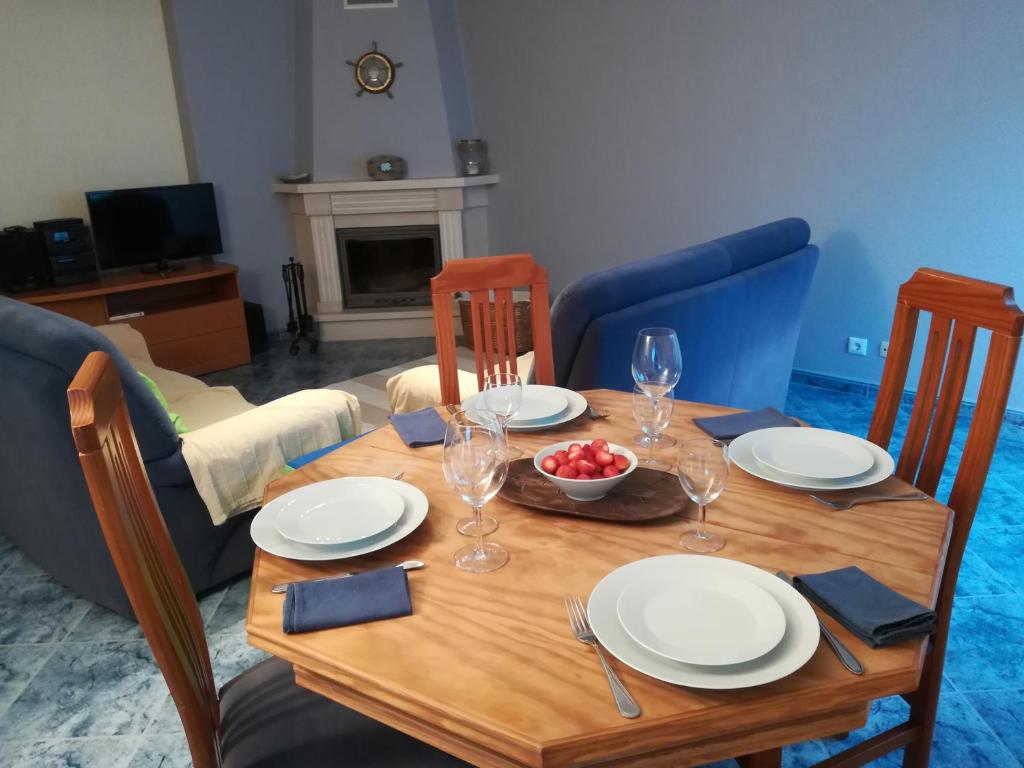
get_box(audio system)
[0,226,50,292]
[33,218,98,287]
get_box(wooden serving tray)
[498,459,691,522]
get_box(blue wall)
[457,0,1024,409]
[164,0,296,331]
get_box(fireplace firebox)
[336,225,442,309]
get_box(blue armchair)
[0,298,257,618]
[549,218,819,411]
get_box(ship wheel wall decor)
[346,41,402,98]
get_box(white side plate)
[464,386,588,431]
[616,574,786,666]
[751,428,875,481]
[274,480,405,546]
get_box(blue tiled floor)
[0,375,1020,766]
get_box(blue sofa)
[548,218,819,411]
[0,298,256,618]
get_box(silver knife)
[777,571,864,675]
[271,560,425,593]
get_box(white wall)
[304,0,457,180]
[0,0,188,225]
[457,0,1024,409]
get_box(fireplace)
[336,225,442,308]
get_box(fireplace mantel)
[275,174,498,340]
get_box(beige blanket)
[181,389,362,525]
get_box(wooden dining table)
[245,389,953,768]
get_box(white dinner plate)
[463,386,588,431]
[251,478,428,561]
[616,574,786,666]
[589,555,819,689]
[729,428,895,491]
[751,428,875,481]
[274,479,405,546]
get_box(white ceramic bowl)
[533,440,638,501]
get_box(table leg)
[737,748,782,768]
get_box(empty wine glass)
[446,409,502,537]
[443,419,510,573]
[676,438,728,553]
[631,328,681,446]
[631,385,675,470]
[483,372,524,460]
[631,327,682,397]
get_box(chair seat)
[220,658,469,768]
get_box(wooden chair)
[67,351,466,768]
[755,269,1023,768]
[431,253,556,406]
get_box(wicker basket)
[458,298,533,353]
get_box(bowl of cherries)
[534,438,638,501]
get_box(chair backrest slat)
[895,313,952,483]
[69,352,222,768]
[430,254,556,405]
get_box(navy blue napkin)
[283,566,413,634]
[692,407,799,441]
[794,566,936,648]
[388,407,447,447]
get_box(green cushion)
[137,372,189,435]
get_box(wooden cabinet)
[8,261,250,375]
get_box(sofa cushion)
[138,372,189,434]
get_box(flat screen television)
[85,182,223,272]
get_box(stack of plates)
[728,427,895,490]
[462,384,588,431]
[250,477,428,561]
[589,555,820,689]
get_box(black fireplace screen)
[336,225,442,308]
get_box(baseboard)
[790,369,1024,428]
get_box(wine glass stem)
[697,503,707,538]
[648,433,656,462]
[473,504,485,553]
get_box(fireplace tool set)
[282,257,319,355]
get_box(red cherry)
[602,465,621,478]
[591,438,609,453]
[576,459,597,475]
[568,443,582,454]
[554,450,570,466]
[555,465,578,479]
[541,456,559,474]
[613,454,630,470]
[594,450,614,467]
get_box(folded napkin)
[794,566,936,648]
[692,406,799,441]
[283,566,413,634]
[388,407,447,447]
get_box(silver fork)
[809,492,927,510]
[563,595,640,718]
[587,406,610,420]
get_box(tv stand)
[141,259,186,275]
[7,261,249,375]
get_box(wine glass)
[483,372,524,460]
[443,420,510,573]
[631,328,681,446]
[631,385,675,470]
[676,438,728,553]
[446,409,501,537]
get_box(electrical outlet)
[847,337,868,356]
[880,340,889,358]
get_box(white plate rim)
[729,428,895,490]
[463,386,588,431]
[274,480,406,546]
[751,429,875,481]
[588,555,820,689]
[615,574,787,666]
[251,478,428,561]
